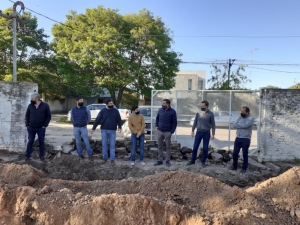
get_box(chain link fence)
[151,90,260,151]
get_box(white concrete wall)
[259,89,300,161]
[172,71,206,91]
[0,82,38,152]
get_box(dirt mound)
[247,167,300,219]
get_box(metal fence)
[151,90,260,151]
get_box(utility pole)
[227,59,235,90]
[0,1,25,82]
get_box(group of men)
[25,93,254,173]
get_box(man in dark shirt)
[70,97,93,161]
[154,99,177,167]
[91,99,122,165]
[25,93,51,161]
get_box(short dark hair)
[131,105,138,112]
[104,98,112,105]
[201,100,209,107]
[163,99,171,105]
[242,106,250,113]
[76,97,83,101]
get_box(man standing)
[187,100,215,168]
[230,106,254,173]
[91,99,122,165]
[70,97,93,161]
[154,99,177,167]
[128,105,146,166]
[25,93,51,161]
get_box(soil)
[0,153,299,224]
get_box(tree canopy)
[51,7,181,106]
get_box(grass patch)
[58,117,72,123]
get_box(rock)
[62,144,74,154]
[265,162,281,173]
[290,207,295,217]
[71,151,78,156]
[295,209,300,220]
[48,146,62,154]
[211,152,223,161]
[60,188,73,194]
[260,214,266,219]
[41,186,52,194]
[217,149,226,154]
[247,158,267,171]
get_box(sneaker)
[140,161,145,166]
[131,162,135,166]
[40,157,45,161]
[25,157,31,162]
[201,163,206,168]
[154,161,163,166]
[79,155,84,159]
[240,169,246,173]
[166,161,171,167]
[110,160,116,165]
[229,166,237,171]
[187,161,195,166]
[88,156,93,161]
[101,158,107,164]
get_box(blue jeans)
[232,137,251,170]
[73,126,93,157]
[131,133,145,161]
[101,129,116,160]
[191,131,210,164]
[26,126,46,158]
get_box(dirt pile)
[0,163,299,224]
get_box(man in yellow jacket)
[128,105,146,166]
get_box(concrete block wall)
[259,89,300,161]
[0,82,38,152]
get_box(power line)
[181,61,300,66]
[247,66,300,74]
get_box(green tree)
[208,63,250,90]
[260,85,280,89]
[51,7,181,107]
[289,83,300,89]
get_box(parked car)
[67,104,130,122]
[122,106,160,139]
[189,111,240,127]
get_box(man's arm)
[210,112,216,136]
[234,117,255,129]
[156,110,160,127]
[86,107,91,123]
[25,105,30,126]
[44,105,51,127]
[70,109,74,124]
[92,110,102,130]
[116,110,122,129]
[171,111,177,134]
[128,117,137,133]
[192,113,198,132]
[140,116,146,133]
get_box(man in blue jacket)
[25,93,51,161]
[229,106,254,173]
[70,97,93,161]
[91,99,122,165]
[154,99,177,167]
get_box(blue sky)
[2,0,300,90]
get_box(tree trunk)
[115,86,125,108]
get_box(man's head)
[131,105,140,114]
[30,93,40,104]
[162,99,171,109]
[105,99,114,109]
[241,106,250,118]
[76,97,84,107]
[201,100,209,111]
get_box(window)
[188,79,192,90]
[198,80,203,90]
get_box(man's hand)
[90,130,95,135]
[137,131,142,138]
[118,129,122,133]
[211,135,215,140]
[191,132,195,137]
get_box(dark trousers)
[26,126,46,158]
[232,137,251,170]
[191,131,210,164]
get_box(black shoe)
[40,157,45,161]
[79,155,84,159]
[154,161,163,166]
[187,161,195,166]
[201,163,206,168]
[229,166,237,171]
[240,169,246,173]
[166,161,171,167]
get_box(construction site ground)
[0,114,299,225]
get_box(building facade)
[172,70,206,91]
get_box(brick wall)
[259,89,300,161]
[0,82,38,152]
